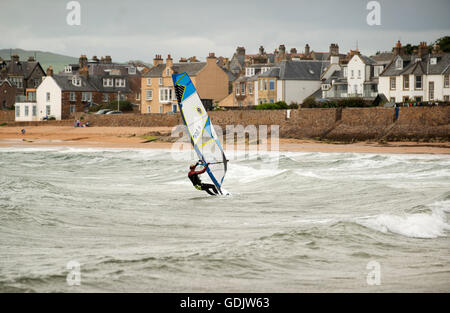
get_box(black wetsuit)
[188,164,219,195]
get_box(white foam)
[357,200,450,239]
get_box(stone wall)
[4,107,450,141]
[0,110,15,123]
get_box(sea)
[0,146,449,292]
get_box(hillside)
[0,48,78,74]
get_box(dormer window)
[430,58,437,65]
[64,65,72,73]
[103,78,113,87]
[115,78,125,87]
[72,76,81,86]
[128,66,136,74]
[395,58,403,70]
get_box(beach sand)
[1,126,449,154]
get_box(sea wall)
[4,107,450,141]
[0,110,15,123]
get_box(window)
[46,105,51,115]
[64,65,72,73]
[27,91,36,101]
[390,77,396,90]
[390,97,395,103]
[415,96,422,103]
[103,93,109,102]
[259,80,263,90]
[445,75,449,88]
[444,95,449,102]
[264,79,267,90]
[236,85,240,96]
[269,98,274,103]
[24,105,29,116]
[351,70,354,78]
[15,105,20,117]
[46,92,50,101]
[147,105,151,113]
[70,105,76,114]
[128,66,136,75]
[166,69,170,76]
[415,75,422,90]
[81,92,92,102]
[269,79,275,90]
[403,75,409,90]
[115,78,125,87]
[69,92,76,101]
[32,105,36,116]
[343,67,348,77]
[136,92,140,100]
[72,76,81,86]
[147,78,152,86]
[248,84,253,95]
[172,104,177,112]
[159,88,172,102]
[159,78,163,85]
[103,78,113,87]
[240,83,245,95]
[358,70,361,78]
[159,105,163,113]
[11,77,23,88]
[395,58,403,69]
[403,96,409,103]
[430,58,437,65]
[429,81,434,101]
[146,89,153,100]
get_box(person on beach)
[21,128,26,135]
[188,162,219,196]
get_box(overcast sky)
[1,0,449,62]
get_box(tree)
[433,36,450,52]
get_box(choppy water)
[0,147,449,292]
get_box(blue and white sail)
[172,72,228,194]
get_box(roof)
[259,60,329,81]
[1,59,44,79]
[144,62,207,77]
[381,53,450,76]
[52,74,131,93]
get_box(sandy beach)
[1,126,449,154]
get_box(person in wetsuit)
[188,162,219,195]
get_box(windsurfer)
[188,162,219,195]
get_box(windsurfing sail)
[172,72,228,195]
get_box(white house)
[257,60,330,104]
[15,76,62,121]
[321,51,382,100]
[379,43,450,103]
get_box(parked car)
[105,110,123,115]
[96,109,112,114]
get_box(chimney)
[418,42,428,58]
[290,48,297,54]
[166,54,173,69]
[259,45,265,55]
[27,56,35,62]
[279,44,286,54]
[207,52,217,65]
[11,54,19,62]
[393,40,403,56]
[179,57,188,63]
[236,46,246,56]
[189,56,199,63]
[104,55,112,64]
[329,43,339,56]
[79,54,88,67]
[92,56,99,63]
[79,66,89,79]
[46,66,53,76]
[305,44,310,56]
[153,54,163,66]
[432,44,441,54]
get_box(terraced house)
[379,42,450,103]
[141,53,228,114]
[0,54,45,109]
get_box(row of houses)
[4,40,450,121]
